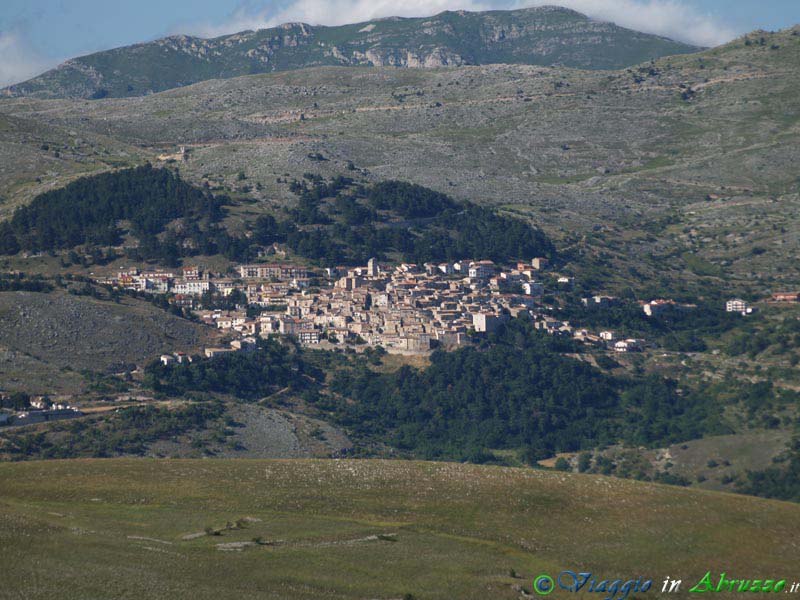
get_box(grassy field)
[0,459,798,599]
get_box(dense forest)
[0,167,554,267]
[2,164,225,256]
[322,319,727,462]
[135,317,750,465]
[144,338,319,400]
[266,178,556,265]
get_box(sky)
[1,0,799,86]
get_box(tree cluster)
[2,164,225,257]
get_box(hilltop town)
[96,257,649,358]
[93,255,800,365]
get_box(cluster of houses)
[96,257,662,356]
[96,264,312,305]
[0,396,83,428]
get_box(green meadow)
[1,459,798,599]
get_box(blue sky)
[2,0,799,86]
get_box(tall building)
[367,257,380,277]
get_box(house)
[172,280,211,295]
[436,330,469,347]
[205,347,235,358]
[336,276,365,291]
[279,318,304,335]
[599,331,615,341]
[726,299,751,314]
[291,278,311,290]
[172,294,195,308]
[556,276,574,289]
[468,261,495,279]
[531,257,549,270]
[771,292,799,303]
[642,299,692,316]
[144,276,171,293]
[182,266,201,279]
[522,281,544,296]
[239,321,260,336]
[230,338,257,353]
[239,264,309,280]
[398,263,419,274]
[29,397,49,409]
[392,334,432,352]
[298,330,321,345]
[160,354,177,366]
[216,281,238,296]
[472,312,502,333]
[582,295,616,308]
[614,339,644,352]
[574,330,603,345]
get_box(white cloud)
[180,0,492,39]
[179,0,735,48]
[0,29,52,87]
[514,0,735,47]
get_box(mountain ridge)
[2,5,700,99]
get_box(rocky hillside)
[0,290,216,394]
[2,6,699,99]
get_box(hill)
[0,112,143,217]
[0,289,216,394]
[1,6,699,99]
[0,459,797,599]
[0,166,555,267]
[1,27,797,292]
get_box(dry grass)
[0,458,798,599]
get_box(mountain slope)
[2,6,699,99]
[0,459,798,599]
[1,28,797,291]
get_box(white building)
[468,261,495,279]
[557,276,574,288]
[173,280,212,295]
[298,330,321,345]
[614,339,644,352]
[726,299,751,314]
[472,312,502,333]
[205,347,234,358]
[522,281,544,296]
